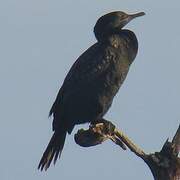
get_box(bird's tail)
[38,130,66,171]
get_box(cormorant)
[38,11,145,171]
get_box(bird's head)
[94,11,145,41]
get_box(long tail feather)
[38,131,66,171]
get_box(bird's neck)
[100,29,138,64]
[119,29,138,63]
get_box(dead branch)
[74,119,180,180]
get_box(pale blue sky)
[0,1,179,180]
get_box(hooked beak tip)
[130,12,146,19]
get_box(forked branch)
[74,119,180,180]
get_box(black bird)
[38,11,145,171]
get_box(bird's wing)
[62,42,112,90]
[49,42,117,116]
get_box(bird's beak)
[129,12,145,20]
[119,12,145,29]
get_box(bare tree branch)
[74,119,180,180]
[172,125,180,156]
[114,128,147,160]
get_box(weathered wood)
[74,120,180,180]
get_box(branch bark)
[74,119,180,180]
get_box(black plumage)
[38,11,145,170]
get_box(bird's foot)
[90,118,115,135]
[75,119,126,150]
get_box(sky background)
[0,0,179,180]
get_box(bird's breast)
[94,47,130,113]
